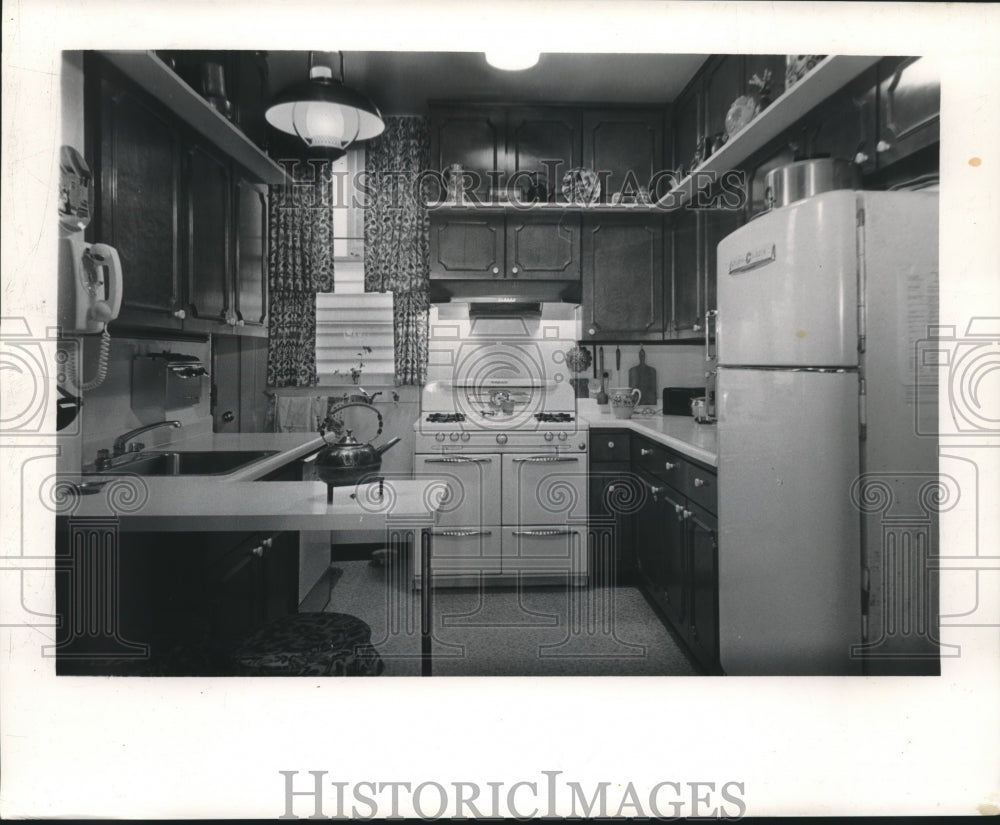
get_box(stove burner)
[534,412,574,423]
[426,412,466,423]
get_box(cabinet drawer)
[424,528,503,576]
[632,438,685,489]
[590,431,631,463]
[501,526,587,574]
[684,463,717,515]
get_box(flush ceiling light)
[484,49,540,71]
[265,51,384,158]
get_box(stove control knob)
[435,433,445,442]
[449,432,460,441]
[544,432,554,441]
[496,434,508,445]
[557,432,568,441]
[460,432,470,442]
[578,442,586,450]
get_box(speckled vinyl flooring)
[320,559,699,677]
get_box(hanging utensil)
[628,345,657,406]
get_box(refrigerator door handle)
[705,309,718,363]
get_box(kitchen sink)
[92,450,280,477]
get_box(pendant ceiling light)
[265,52,384,159]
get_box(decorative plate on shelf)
[561,167,601,205]
[725,95,759,138]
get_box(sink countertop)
[577,401,718,467]
[147,431,326,481]
[67,431,442,531]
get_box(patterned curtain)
[364,117,431,385]
[267,161,335,387]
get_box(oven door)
[415,453,501,527]
[501,453,588,527]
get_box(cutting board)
[628,348,657,406]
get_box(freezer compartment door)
[717,367,863,675]
[717,189,859,367]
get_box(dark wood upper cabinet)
[430,105,507,198]
[429,213,505,279]
[672,82,702,178]
[506,213,581,280]
[582,214,663,340]
[669,207,699,335]
[89,54,268,336]
[185,142,231,326]
[97,71,184,330]
[507,107,581,199]
[234,178,268,332]
[583,108,664,203]
[702,56,743,148]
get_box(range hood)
[429,278,581,306]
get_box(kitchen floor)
[319,557,699,677]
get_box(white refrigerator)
[715,189,939,676]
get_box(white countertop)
[65,476,443,532]
[578,400,718,467]
[66,431,441,531]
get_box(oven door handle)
[511,456,581,463]
[433,529,494,538]
[423,457,493,464]
[512,529,575,537]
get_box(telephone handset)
[59,146,122,391]
[71,239,123,333]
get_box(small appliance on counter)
[690,396,714,423]
[131,351,209,412]
[662,386,704,416]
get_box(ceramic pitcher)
[609,387,641,419]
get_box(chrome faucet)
[112,420,182,456]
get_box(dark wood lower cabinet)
[55,525,298,675]
[630,439,720,674]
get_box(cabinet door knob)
[491,266,500,275]
[876,139,892,153]
[650,485,664,495]
[250,545,264,558]
[607,441,615,448]
[587,327,596,336]
[261,537,273,549]
[510,266,519,276]
[640,448,653,456]
[664,461,676,471]
[237,319,245,328]
[682,509,692,520]
[854,151,870,164]
[172,309,186,320]
[693,477,705,487]
[222,411,235,423]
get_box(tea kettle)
[315,401,400,489]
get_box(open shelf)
[656,54,881,211]
[100,50,288,185]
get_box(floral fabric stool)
[233,613,385,676]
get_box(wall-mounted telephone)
[59,145,122,391]
[62,238,122,333]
